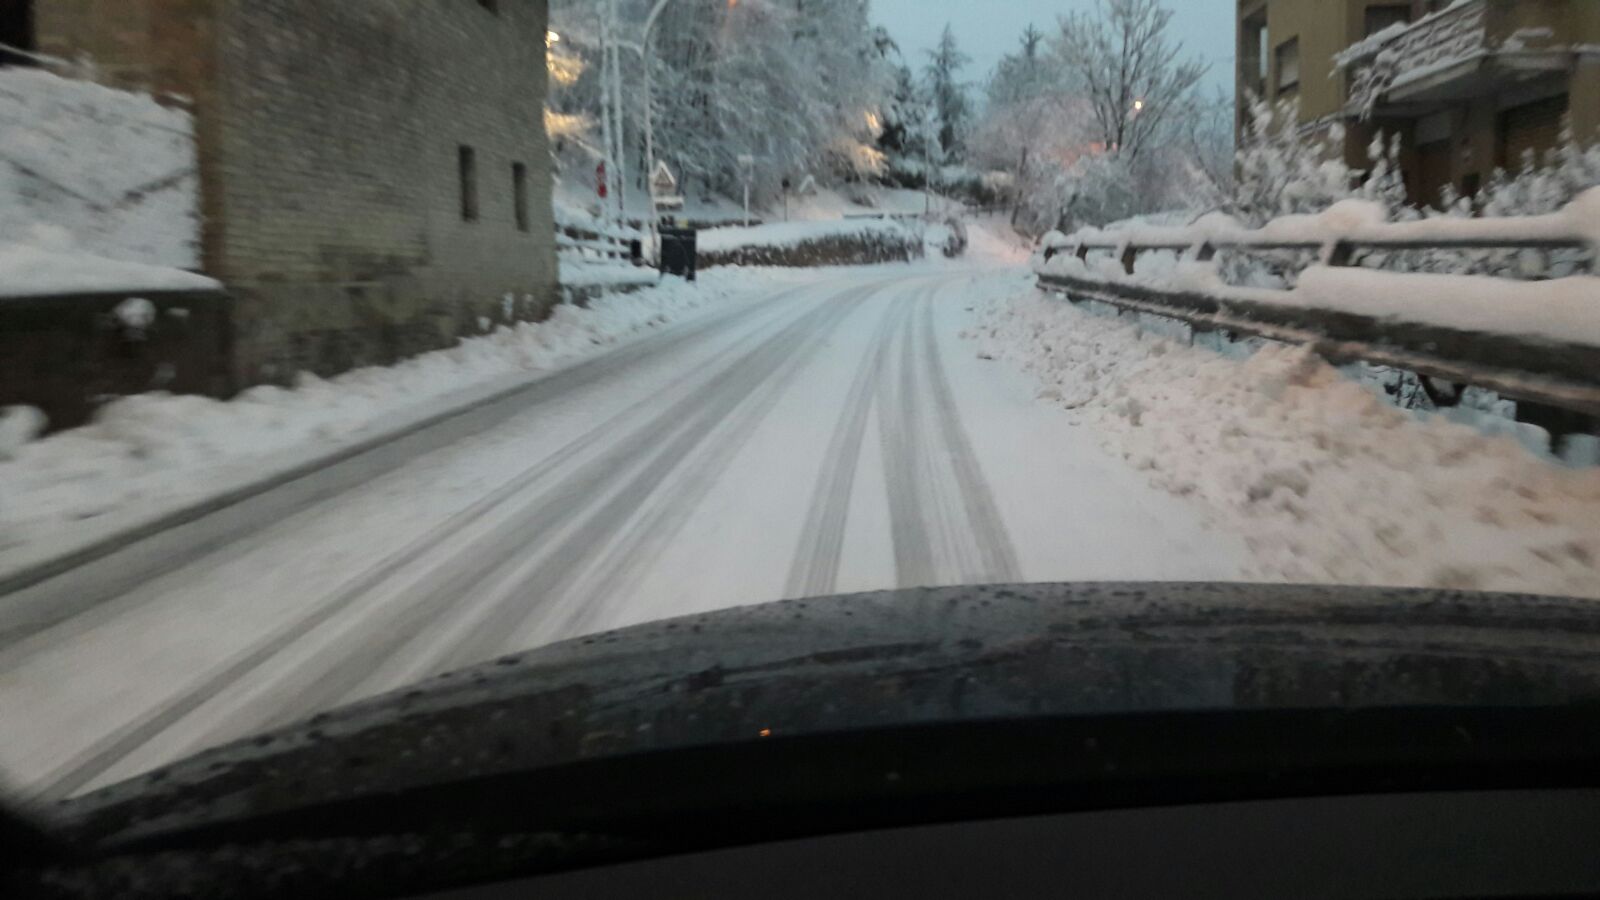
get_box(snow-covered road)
[0,269,1248,798]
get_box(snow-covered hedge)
[697,218,923,268]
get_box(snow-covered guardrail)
[1042,194,1598,273]
[1034,190,1600,426]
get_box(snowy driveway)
[0,269,1247,797]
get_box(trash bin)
[659,226,697,282]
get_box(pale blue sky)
[871,0,1236,99]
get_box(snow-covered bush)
[696,219,923,269]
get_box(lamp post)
[640,0,677,255]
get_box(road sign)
[596,161,608,200]
[650,161,678,198]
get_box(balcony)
[1337,0,1591,117]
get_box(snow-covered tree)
[548,0,891,206]
[1050,0,1208,162]
[923,24,971,161]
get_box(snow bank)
[0,242,218,298]
[0,270,788,572]
[966,289,1600,599]
[0,67,197,269]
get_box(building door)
[0,0,35,64]
[1415,140,1452,209]
[1499,94,1567,172]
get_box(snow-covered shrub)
[696,219,923,269]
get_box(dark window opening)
[1365,5,1411,38]
[459,146,479,222]
[1240,10,1268,99]
[1,0,37,66]
[512,162,529,232]
[1275,37,1300,96]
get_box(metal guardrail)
[1034,207,1600,434]
[1043,233,1595,275]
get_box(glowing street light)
[1132,98,1145,112]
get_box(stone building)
[1237,0,1600,207]
[8,0,557,386]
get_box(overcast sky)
[871,0,1236,99]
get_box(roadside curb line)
[0,367,578,599]
[0,273,845,601]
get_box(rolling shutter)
[1499,95,1567,172]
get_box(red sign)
[596,161,608,199]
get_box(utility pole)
[608,0,628,223]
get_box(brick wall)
[36,0,557,388]
[211,0,557,384]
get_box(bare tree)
[1051,0,1207,162]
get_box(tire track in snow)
[782,293,912,600]
[876,280,1021,589]
[25,283,822,798]
[917,297,1022,583]
[0,282,807,656]
[521,283,889,646]
[879,298,938,587]
[429,283,883,672]
[240,288,854,730]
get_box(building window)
[1275,37,1300,96]
[1,0,36,66]
[1365,5,1410,37]
[512,162,529,232]
[459,146,478,222]
[1240,9,1268,99]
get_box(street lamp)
[640,0,677,253]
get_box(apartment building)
[1238,0,1600,207]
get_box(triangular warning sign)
[650,161,678,196]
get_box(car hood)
[41,581,1600,837]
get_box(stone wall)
[0,290,232,431]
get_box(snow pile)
[0,67,198,270]
[965,289,1600,598]
[0,270,787,569]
